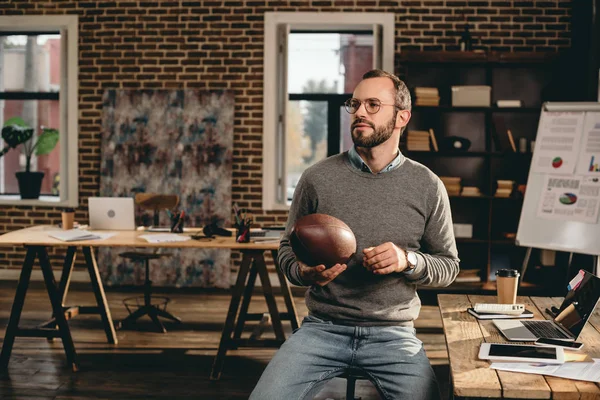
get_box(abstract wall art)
[99,89,234,288]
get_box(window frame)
[0,15,78,207]
[263,12,395,211]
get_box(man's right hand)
[298,261,347,286]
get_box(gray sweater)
[278,152,460,326]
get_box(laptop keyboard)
[522,320,570,339]
[250,231,268,237]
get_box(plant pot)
[15,171,45,199]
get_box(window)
[263,12,395,210]
[0,15,78,207]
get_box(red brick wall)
[0,0,573,277]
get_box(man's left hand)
[363,243,407,275]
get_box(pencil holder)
[235,224,251,243]
[170,212,185,233]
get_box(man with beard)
[250,69,459,400]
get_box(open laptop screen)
[553,270,600,339]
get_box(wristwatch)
[405,250,418,272]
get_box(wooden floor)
[0,281,450,400]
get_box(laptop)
[88,197,136,230]
[494,270,600,341]
[250,228,283,241]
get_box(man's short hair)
[362,69,411,111]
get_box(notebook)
[88,197,135,230]
[494,270,600,341]
[49,229,102,242]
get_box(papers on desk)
[467,308,534,319]
[49,229,116,242]
[490,358,600,383]
[138,234,191,243]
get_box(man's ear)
[395,109,411,129]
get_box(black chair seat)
[119,252,170,260]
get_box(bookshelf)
[398,50,562,292]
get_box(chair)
[341,368,369,400]
[117,193,182,333]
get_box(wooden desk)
[438,294,600,399]
[0,226,299,380]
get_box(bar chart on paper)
[589,155,600,172]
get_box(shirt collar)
[347,146,404,174]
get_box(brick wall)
[0,0,573,278]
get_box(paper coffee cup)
[496,269,520,304]
[62,212,75,230]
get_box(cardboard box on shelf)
[453,223,473,238]
[451,85,491,107]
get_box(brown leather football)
[290,213,356,268]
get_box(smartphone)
[534,337,584,350]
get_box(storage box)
[451,86,491,107]
[453,223,473,238]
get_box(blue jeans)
[249,315,440,400]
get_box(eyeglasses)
[344,98,397,114]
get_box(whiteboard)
[516,102,600,256]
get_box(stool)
[117,252,182,333]
[341,369,370,400]
[117,193,182,333]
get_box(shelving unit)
[398,50,561,292]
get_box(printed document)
[576,112,600,175]
[490,358,600,383]
[536,174,600,224]
[139,234,191,243]
[49,229,116,242]
[531,111,584,174]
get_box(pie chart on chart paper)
[559,193,577,205]
[552,157,563,168]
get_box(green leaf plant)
[1,116,59,173]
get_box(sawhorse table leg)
[41,246,117,345]
[210,249,299,380]
[0,246,79,371]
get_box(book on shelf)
[429,129,439,151]
[407,130,432,151]
[414,87,439,94]
[461,186,481,197]
[415,98,440,107]
[440,176,462,195]
[497,180,514,188]
[408,130,430,137]
[439,176,461,184]
[414,87,440,106]
[467,308,534,320]
[495,188,512,198]
[444,187,461,196]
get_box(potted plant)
[1,117,59,199]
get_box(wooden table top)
[438,294,600,399]
[0,225,280,250]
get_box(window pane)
[1,100,61,195]
[286,100,328,202]
[1,34,61,93]
[288,33,344,95]
[340,105,353,152]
